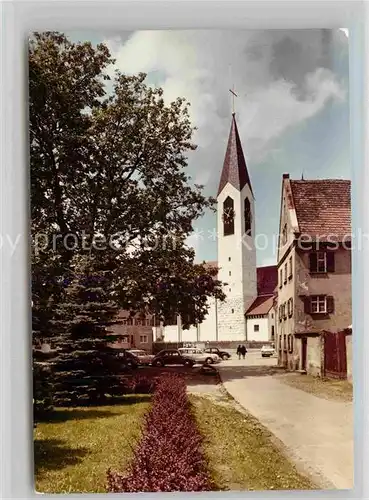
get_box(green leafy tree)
[30,32,225,404]
[30,31,224,329]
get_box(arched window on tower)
[244,198,252,236]
[222,196,235,236]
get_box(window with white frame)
[317,252,327,272]
[309,251,335,273]
[311,295,326,313]
[254,324,259,332]
[283,303,287,320]
[140,335,148,343]
[288,256,293,278]
[279,269,283,288]
[121,335,130,343]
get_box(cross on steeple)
[229,86,238,114]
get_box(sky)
[68,29,350,267]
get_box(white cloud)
[104,29,346,184]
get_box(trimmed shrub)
[107,374,214,492]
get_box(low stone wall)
[205,340,272,349]
[152,340,272,354]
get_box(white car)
[178,347,220,364]
[261,345,276,357]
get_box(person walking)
[241,345,247,360]
[237,345,242,360]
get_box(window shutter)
[309,252,317,272]
[303,297,311,314]
[327,296,334,314]
[288,298,294,318]
[326,252,335,273]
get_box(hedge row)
[107,374,214,492]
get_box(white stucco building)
[155,113,277,344]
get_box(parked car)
[115,349,139,369]
[127,349,154,366]
[151,349,195,367]
[178,347,220,365]
[104,349,138,370]
[204,346,231,360]
[261,345,276,357]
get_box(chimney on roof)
[282,173,289,179]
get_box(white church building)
[155,113,277,344]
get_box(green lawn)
[34,391,316,493]
[34,395,151,493]
[191,395,316,491]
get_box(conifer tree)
[50,255,124,406]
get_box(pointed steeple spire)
[217,113,253,197]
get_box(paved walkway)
[218,357,353,490]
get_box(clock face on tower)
[222,207,235,223]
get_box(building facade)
[109,310,155,351]
[276,175,351,375]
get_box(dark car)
[112,349,139,369]
[204,347,231,360]
[151,349,195,367]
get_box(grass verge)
[34,394,151,493]
[190,394,316,491]
[276,373,353,402]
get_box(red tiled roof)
[257,265,278,296]
[290,179,351,240]
[246,295,274,316]
[203,262,277,293]
[217,114,253,196]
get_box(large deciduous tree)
[30,31,224,341]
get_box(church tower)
[217,113,257,341]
